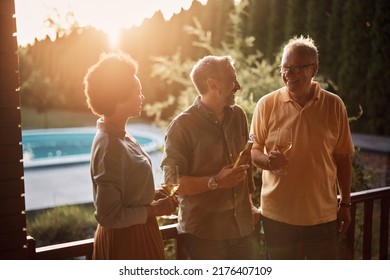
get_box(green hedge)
[27,204,97,247]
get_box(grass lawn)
[21,107,98,129]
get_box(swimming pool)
[22,126,161,168]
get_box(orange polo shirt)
[250,82,354,225]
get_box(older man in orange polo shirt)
[250,35,354,260]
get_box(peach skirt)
[92,217,165,260]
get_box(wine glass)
[160,165,179,220]
[273,128,292,175]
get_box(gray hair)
[190,55,234,95]
[284,35,319,63]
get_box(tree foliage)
[305,0,331,69]
[324,0,345,83]
[242,0,271,55]
[365,0,390,135]
[285,0,307,40]
[18,0,390,136]
[144,0,282,127]
[265,0,287,62]
[244,0,389,136]
[338,0,374,127]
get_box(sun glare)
[14,0,203,48]
[106,28,120,49]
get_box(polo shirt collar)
[281,87,292,103]
[311,82,321,100]
[281,81,321,103]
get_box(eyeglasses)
[279,63,316,74]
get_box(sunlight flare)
[14,0,204,47]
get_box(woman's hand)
[251,206,261,225]
[148,196,178,217]
[154,188,169,200]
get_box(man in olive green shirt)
[162,55,261,259]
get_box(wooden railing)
[27,223,185,260]
[27,186,390,260]
[342,186,390,259]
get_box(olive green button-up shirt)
[162,97,255,240]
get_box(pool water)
[22,127,157,168]
[22,132,151,160]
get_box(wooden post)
[0,0,27,260]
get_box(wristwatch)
[208,177,218,191]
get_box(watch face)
[208,177,217,190]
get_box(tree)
[365,0,390,135]
[145,0,282,127]
[20,68,64,128]
[338,0,375,132]
[324,0,345,85]
[284,0,307,40]
[305,0,332,75]
[200,0,235,48]
[265,0,288,62]
[242,0,271,55]
[18,0,390,135]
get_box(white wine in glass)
[274,128,292,175]
[161,183,180,196]
[161,165,179,219]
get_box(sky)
[14,0,208,47]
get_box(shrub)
[27,204,97,247]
